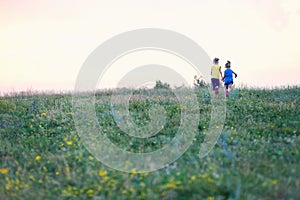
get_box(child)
[211,57,222,94]
[222,61,237,97]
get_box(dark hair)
[225,60,231,68]
[213,57,219,64]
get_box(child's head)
[213,57,219,64]
[225,60,231,68]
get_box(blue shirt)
[224,69,233,84]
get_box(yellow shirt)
[211,65,221,79]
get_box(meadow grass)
[0,87,299,199]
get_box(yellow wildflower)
[130,168,138,178]
[207,197,214,200]
[41,112,47,117]
[0,168,9,175]
[88,156,94,160]
[98,170,107,177]
[35,156,41,161]
[270,179,278,185]
[207,177,214,183]
[103,176,109,181]
[86,189,94,197]
[5,184,11,190]
[165,182,176,189]
[199,173,208,179]
[164,177,180,189]
[97,186,102,191]
[190,175,196,181]
[131,168,137,174]
[66,141,73,146]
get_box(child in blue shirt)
[222,61,237,97]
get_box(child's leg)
[212,79,219,94]
[211,79,216,91]
[225,85,229,97]
[228,83,233,91]
[215,81,219,94]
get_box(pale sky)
[1,0,300,93]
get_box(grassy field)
[0,87,299,199]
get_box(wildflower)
[270,179,278,185]
[41,112,47,117]
[35,155,41,161]
[5,184,11,190]
[207,177,214,183]
[164,177,181,189]
[127,187,136,193]
[207,197,214,200]
[262,181,268,187]
[190,175,196,181]
[103,176,109,181]
[29,175,36,181]
[56,171,60,176]
[65,166,70,175]
[86,189,94,197]
[157,96,161,99]
[131,168,137,174]
[97,186,102,191]
[66,141,73,146]
[0,168,9,175]
[98,170,107,177]
[88,156,94,160]
[165,182,176,189]
[199,173,208,179]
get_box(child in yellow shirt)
[211,57,222,94]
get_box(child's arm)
[219,66,222,78]
[222,69,226,81]
[232,70,237,78]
